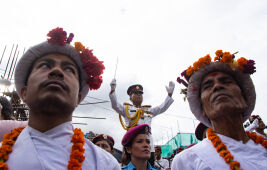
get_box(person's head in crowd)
[249,115,266,130]
[154,146,162,160]
[195,122,208,141]
[15,27,105,132]
[0,96,14,120]
[121,124,151,167]
[92,134,114,154]
[177,50,256,135]
[127,84,143,107]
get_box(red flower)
[47,27,67,46]
[87,76,103,90]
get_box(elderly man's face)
[21,54,81,113]
[200,72,247,120]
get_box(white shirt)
[171,134,267,170]
[109,92,174,127]
[6,121,120,170]
[109,92,174,152]
[155,157,169,170]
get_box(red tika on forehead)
[210,72,218,77]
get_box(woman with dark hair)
[0,96,14,120]
[121,124,157,170]
[0,96,27,141]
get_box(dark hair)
[25,53,82,91]
[0,96,13,120]
[121,147,131,166]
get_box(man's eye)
[39,63,50,69]
[65,67,75,73]
[203,84,211,90]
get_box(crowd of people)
[0,27,266,170]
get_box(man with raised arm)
[109,79,175,166]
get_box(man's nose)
[48,67,64,80]
[212,81,224,92]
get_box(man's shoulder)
[84,139,120,168]
[123,102,133,106]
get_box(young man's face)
[155,147,162,158]
[200,72,247,120]
[130,91,143,105]
[21,54,81,113]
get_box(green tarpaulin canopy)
[161,133,199,157]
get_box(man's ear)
[20,86,27,102]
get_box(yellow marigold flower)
[193,61,201,71]
[221,52,233,63]
[203,54,211,64]
[215,50,223,57]
[186,66,194,76]
[237,57,248,70]
[74,42,85,52]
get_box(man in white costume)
[109,80,175,166]
[0,27,120,169]
[174,50,267,169]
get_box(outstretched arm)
[245,118,259,132]
[149,81,175,117]
[109,79,125,116]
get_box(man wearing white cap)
[0,27,120,169]
[173,50,267,169]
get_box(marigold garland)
[0,127,25,170]
[207,128,267,170]
[0,127,85,170]
[246,131,267,148]
[177,49,256,99]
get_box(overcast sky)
[1,0,267,150]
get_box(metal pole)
[3,44,15,78]
[177,120,180,133]
[10,51,19,80]
[7,45,18,80]
[0,45,7,64]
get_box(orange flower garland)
[207,128,267,170]
[207,128,242,170]
[68,128,85,170]
[0,127,25,170]
[0,127,85,170]
[246,131,267,148]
